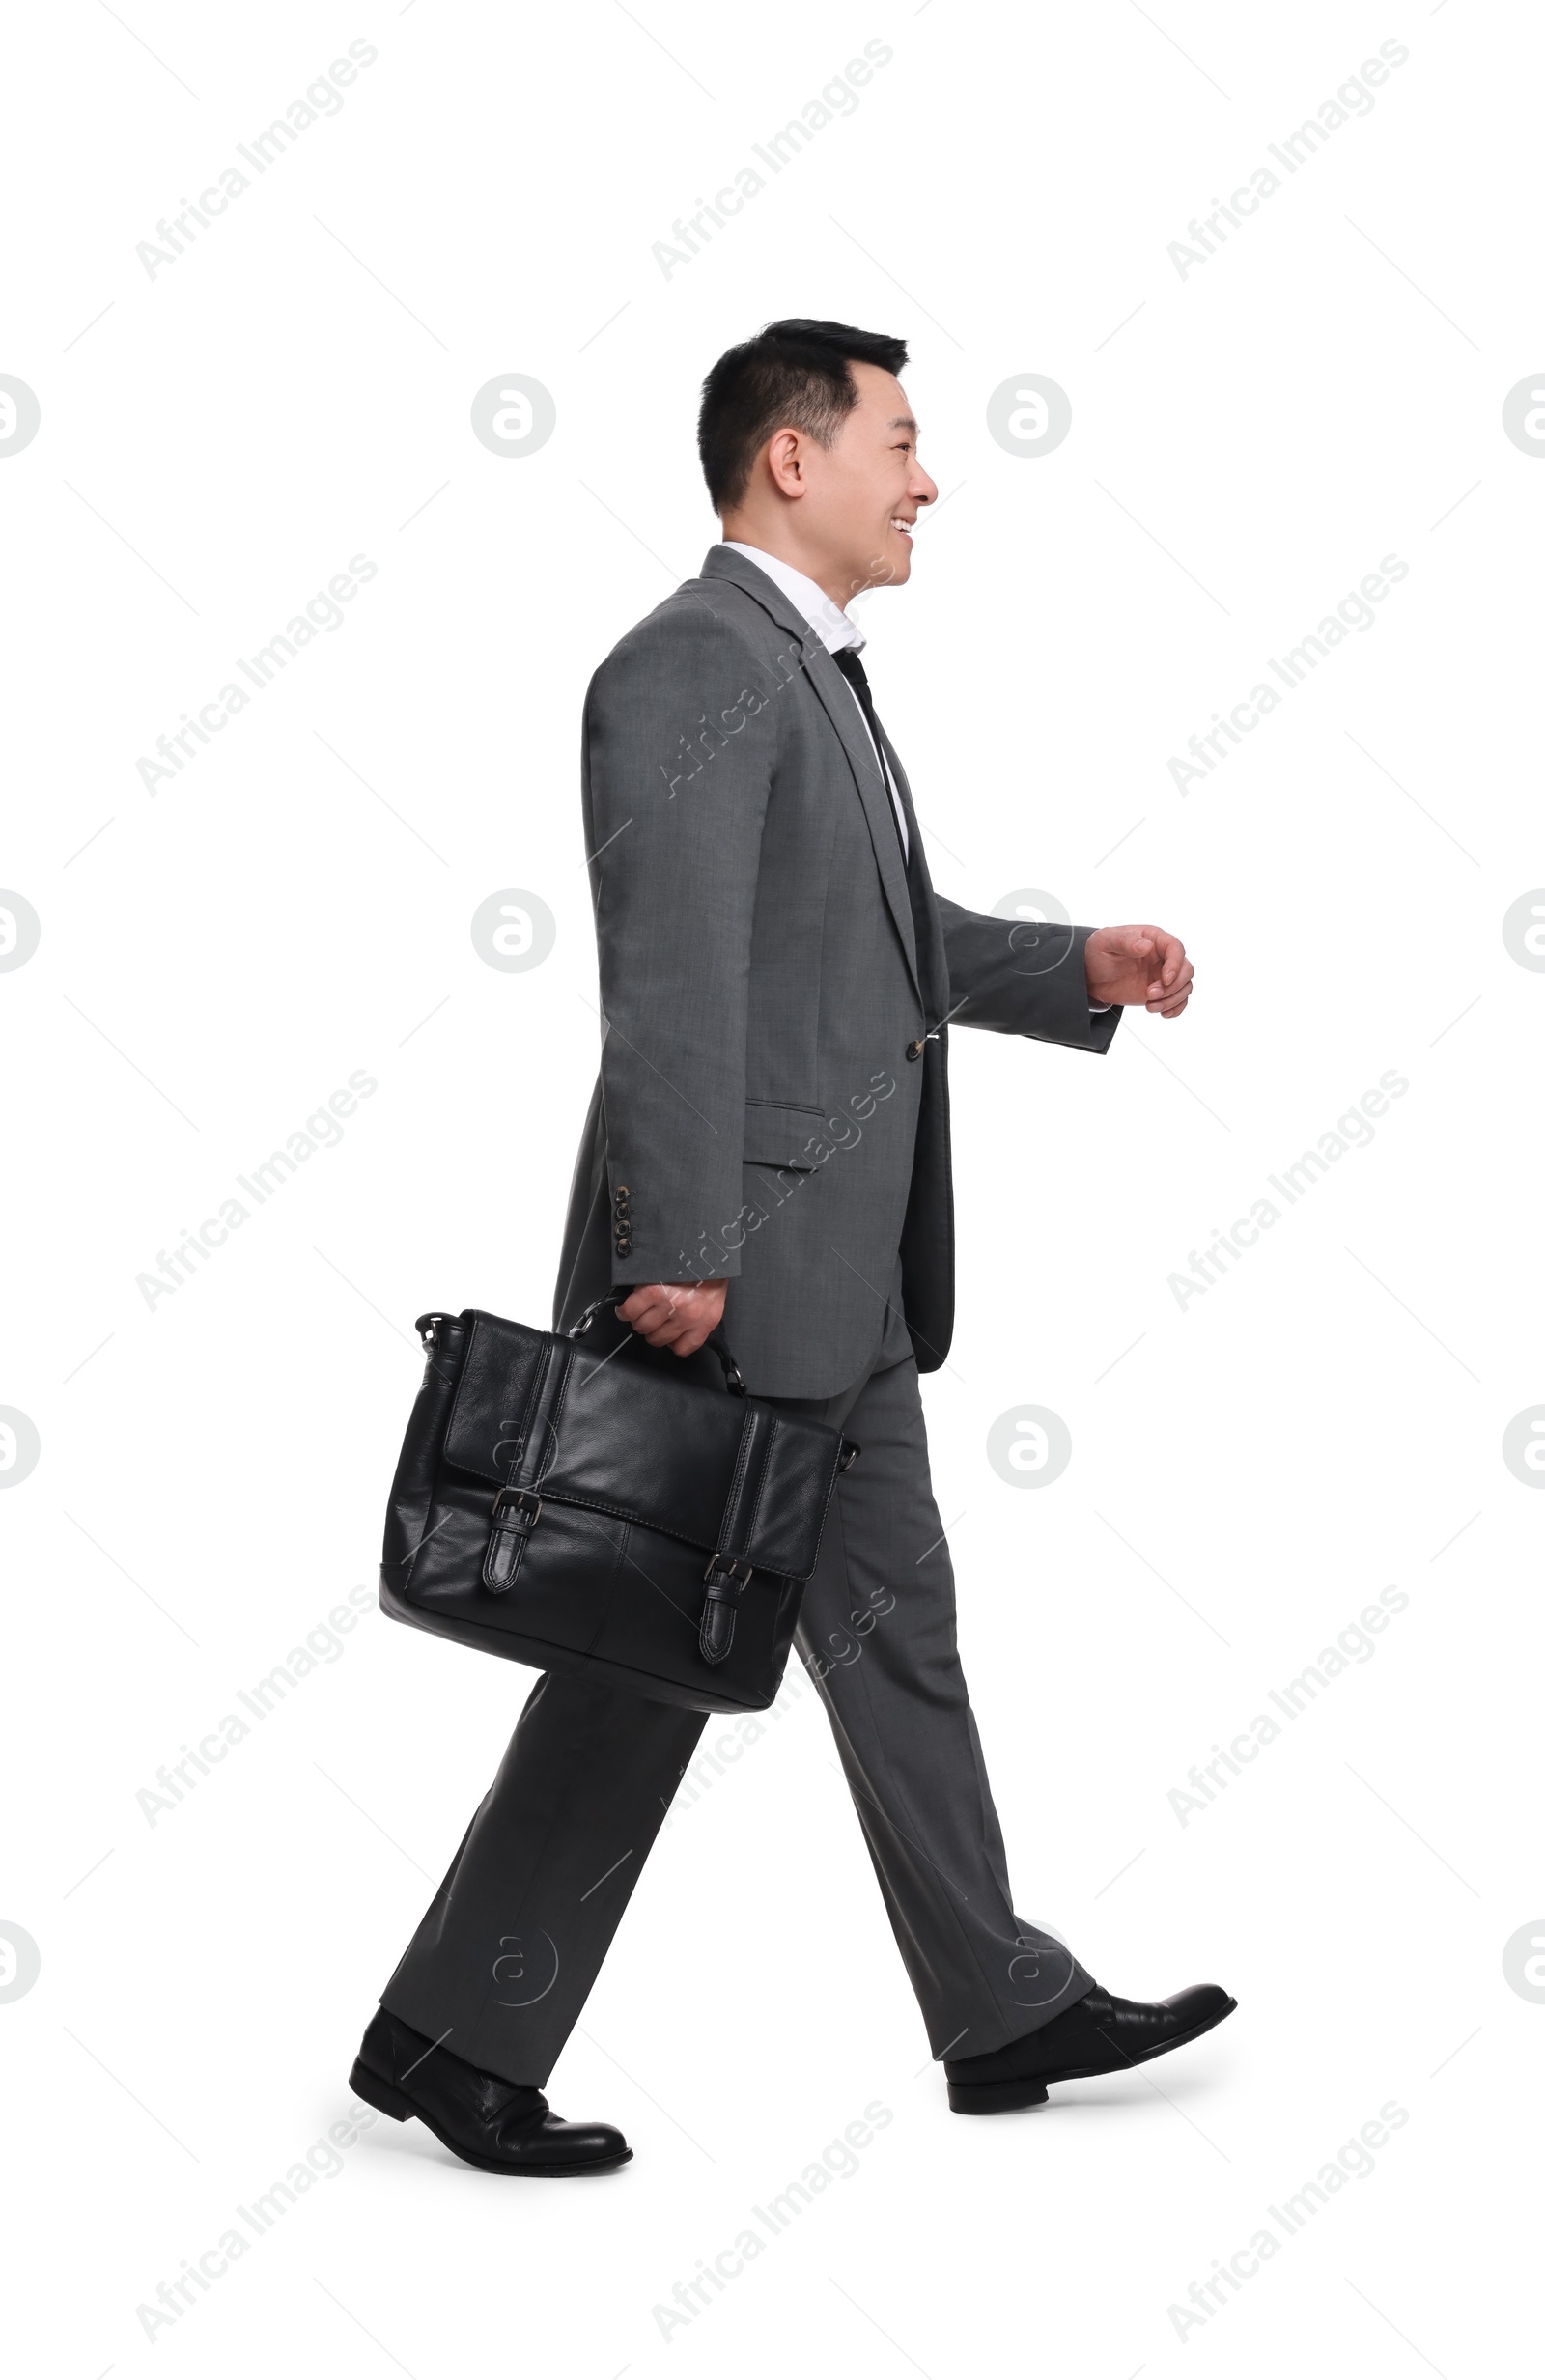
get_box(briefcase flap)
[441,1310,842,1582]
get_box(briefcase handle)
[568,1289,747,1397]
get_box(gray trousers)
[380,1353,1093,2086]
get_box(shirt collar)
[721,542,866,657]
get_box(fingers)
[648,1304,699,1351]
[1146,979,1193,1015]
[1145,955,1194,1008]
[617,1282,721,1352]
[617,1284,683,1342]
[616,1284,671,1334]
[1105,925,1188,986]
[651,1310,718,1354]
[1151,928,1185,988]
[1134,928,1193,1016]
[1137,927,1183,992]
[1148,974,1194,1017]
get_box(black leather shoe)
[945,1983,1236,2114]
[350,2008,632,2175]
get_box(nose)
[911,462,939,506]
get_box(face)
[771,362,939,601]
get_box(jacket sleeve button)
[906,1038,925,1061]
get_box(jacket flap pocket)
[742,1099,825,1171]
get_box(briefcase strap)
[569,1289,747,1396]
[483,1336,574,1596]
[698,1402,778,1665]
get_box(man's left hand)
[1084,923,1194,1018]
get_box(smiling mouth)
[890,517,916,536]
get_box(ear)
[765,427,807,500]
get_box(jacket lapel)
[801,645,922,1002]
[700,546,922,1006]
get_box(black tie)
[831,646,909,869]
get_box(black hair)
[697,318,910,512]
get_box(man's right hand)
[615,1278,729,1357]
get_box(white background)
[3,1,1541,2372]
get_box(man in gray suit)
[352,322,1234,2173]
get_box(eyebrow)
[888,414,918,433]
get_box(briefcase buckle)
[484,1487,543,1596]
[492,1486,543,1528]
[699,1554,753,1665]
[703,1554,752,1591]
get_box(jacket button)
[906,1038,924,1061]
[615,1184,630,1198]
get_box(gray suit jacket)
[553,543,1120,1397]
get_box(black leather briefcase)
[379,1297,857,1715]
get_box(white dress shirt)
[723,541,909,860]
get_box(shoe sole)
[350,2058,633,2175]
[946,1996,1238,2114]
